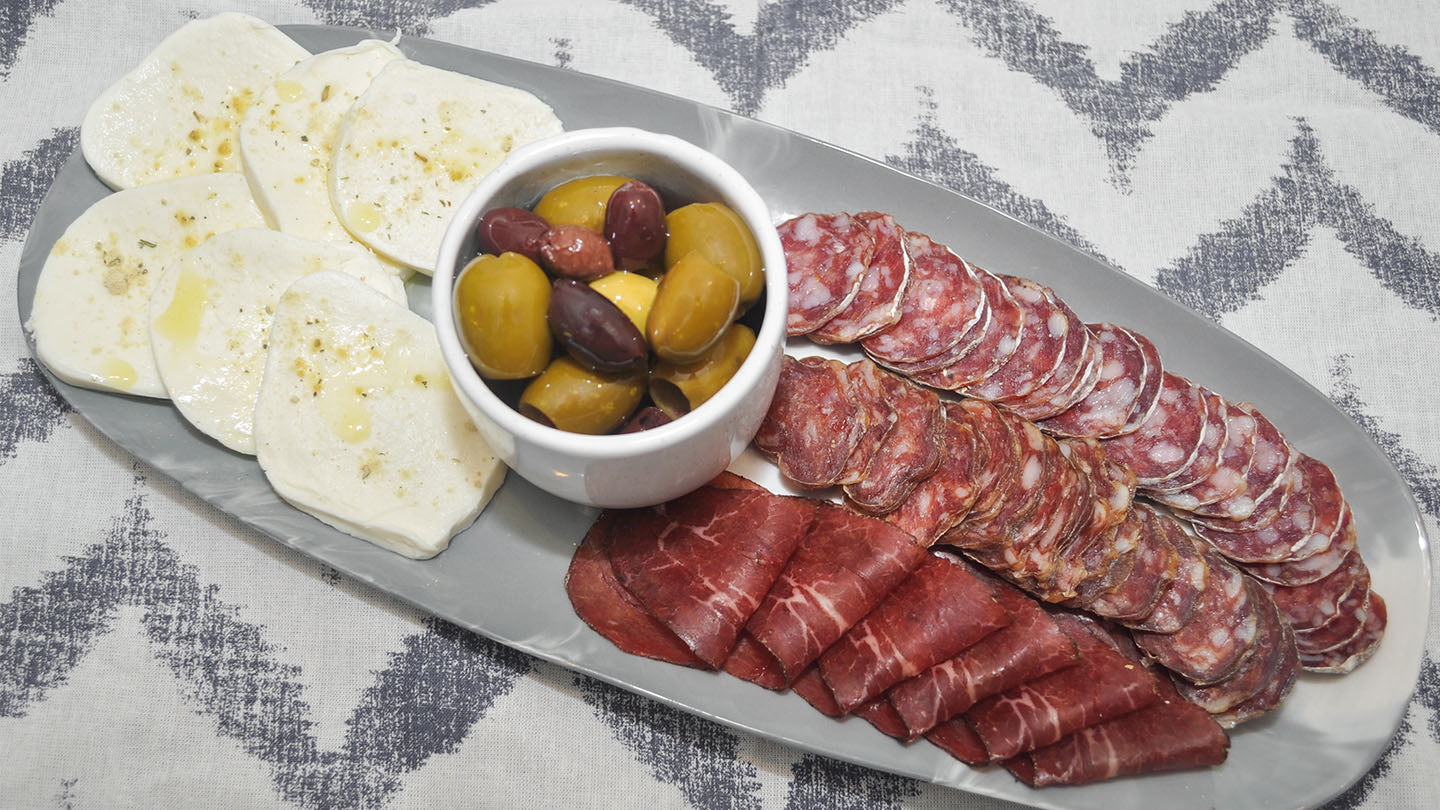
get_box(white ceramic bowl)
[433,128,787,509]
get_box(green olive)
[454,252,552,379]
[589,271,659,333]
[650,324,755,417]
[533,175,631,234]
[646,251,740,363]
[518,356,646,434]
[664,202,764,306]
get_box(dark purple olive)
[539,225,615,280]
[604,181,667,263]
[619,406,674,434]
[547,278,648,374]
[477,207,550,263]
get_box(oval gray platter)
[13,24,1429,810]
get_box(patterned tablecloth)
[2,1,1437,808]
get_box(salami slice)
[754,355,864,488]
[1101,374,1207,486]
[861,231,986,364]
[843,374,944,513]
[1200,455,1344,564]
[1154,401,1255,511]
[1132,553,1260,684]
[1040,323,1150,438]
[1191,405,1294,524]
[1125,520,1209,634]
[1301,591,1386,674]
[946,399,1022,527]
[1062,509,1144,610]
[944,416,1051,551]
[818,551,1010,714]
[997,304,1102,421]
[835,359,898,485]
[780,212,875,336]
[1216,620,1300,725]
[607,484,817,668]
[809,212,910,343]
[1087,506,1180,623]
[748,501,928,682]
[1171,579,1284,715]
[1002,441,1098,594]
[962,277,1070,401]
[883,403,983,543]
[964,613,1161,761]
[1148,387,1227,494]
[888,579,1080,737]
[1239,502,1357,586]
[911,269,1026,390]
[1260,550,1368,632]
[1293,581,1371,654]
[1115,327,1164,436]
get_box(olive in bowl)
[432,128,787,509]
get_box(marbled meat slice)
[911,268,1026,390]
[1125,520,1209,634]
[1007,673,1229,786]
[883,402,983,543]
[944,414,1050,551]
[818,551,1010,714]
[1172,578,1285,715]
[722,634,788,689]
[1062,510,1144,610]
[1191,404,1294,524]
[834,358,897,485]
[861,231,985,363]
[854,698,911,739]
[926,718,991,764]
[1039,323,1148,438]
[747,501,928,682]
[888,579,1079,737]
[946,399,1022,527]
[1115,327,1164,435]
[843,375,944,514]
[1216,620,1299,725]
[780,212,875,336]
[994,437,1097,594]
[961,276,1069,401]
[607,483,817,667]
[997,303,1102,421]
[1148,387,1228,494]
[1153,400,1256,511]
[1239,502,1356,586]
[810,212,910,343]
[1101,373,1207,486]
[1293,581,1371,655]
[1196,454,1344,563]
[1132,553,1260,684]
[963,613,1161,761]
[791,664,843,717]
[754,355,863,488]
[1301,591,1386,674]
[1260,550,1368,632]
[565,511,706,668]
[1087,505,1180,623]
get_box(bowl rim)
[432,126,788,460]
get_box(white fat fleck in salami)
[1114,328,1164,436]
[961,277,1070,401]
[780,212,876,336]
[860,232,986,364]
[1100,373,1207,486]
[810,212,911,343]
[1040,324,1148,438]
[753,355,864,488]
[911,269,1025,391]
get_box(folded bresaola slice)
[962,613,1161,761]
[926,718,992,764]
[746,501,928,684]
[888,578,1079,738]
[721,633,789,690]
[818,551,1010,714]
[607,482,818,668]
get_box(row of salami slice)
[779,211,1384,674]
[757,354,1301,726]
[565,472,1228,786]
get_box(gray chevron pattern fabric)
[2,1,1438,807]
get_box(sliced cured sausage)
[911,269,1026,390]
[961,277,1070,402]
[883,402,983,543]
[833,358,897,485]
[861,231,986,364]
[780,212,875,336]
[1087,506,1180,623]
[1301,591,1386,674]
[755,356,864,488]
[1039,323,1148,438]
[1293,581,1371,655]
[1172,580,1285,715]
[843,374,944,513]
[818,551,1010,714]
[1197,455,1344,563]
[1148,387,1228,494]
[1216,620,1300,725]
[997,305,1102,421]
[1260,550,1368,632]
[1115,327,1165,436]
[945,414,1051,551]
[1101,373,1207,486]
[1125,520,1209,634]
[945,399,1022,528]
[809,212,910,343]
[1191,405,1294,525]
[1132,553,1260,684]
[1062,509,1144,610]
[1239,502,1356,586]
[1154,400,1256,511]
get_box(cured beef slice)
[755,355,863,488]
[810,212,910,343]
[912,269,1026,390]
[1132,552,1260,684]
[722,634,788,690]
[747,500,928,682]
[1039,323,1147,438]
[843,374,944,513]
[607,484,817,668]
[888,579,1079,737]
[883,402,983,543]
[861,231,986,364]
[565,512,706,668]
[963,613,1161,761]
[791,665,844,717]
[780,212,875,336]
[854,699,912,740]
[1007,673,1229,786]
[1101,373,1207,485]
[925,719,991,764]
[818,551,1010,714]
[962,276,1069,401]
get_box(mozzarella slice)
[27,174,266,398]
[81,12,309,190]
[329,59,563,274]
[239,40,406,262]
[149,229,408,454]
[254,271,505,558]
